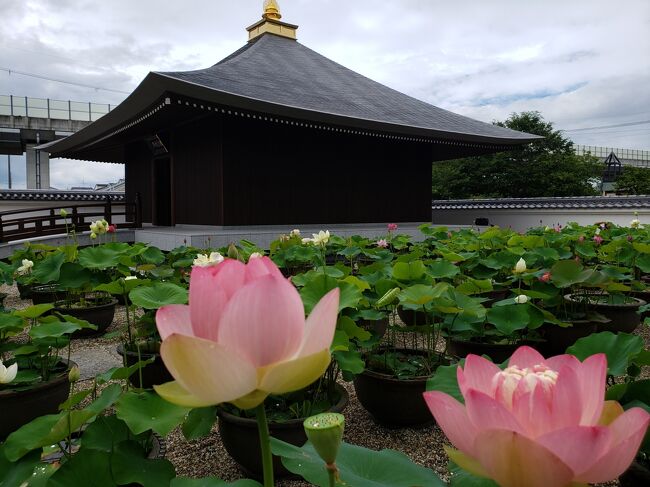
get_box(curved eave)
[41,72,169,158]
[155,73,542,146]
[43,72,540,161]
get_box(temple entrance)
[152,156,173,226]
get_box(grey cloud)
[1,0,648,189]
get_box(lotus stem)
[255,403,274,487]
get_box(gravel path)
[3,282,644,485]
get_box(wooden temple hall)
[41,1,538,228]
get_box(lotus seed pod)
[303,412,345,465]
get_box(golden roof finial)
[263,0,282,20]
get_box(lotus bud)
[90,232,97,239]
[0,360,17,384]
[68,366,81,383]
[16,259,34,276]
[290,229,301,237]
[514,294,528,304]
[513,258,526,274]
[630,219,640,229]
[303,412,345,465]
[124,275,137,280]
[59,208,68,218]
[312,230,330,246]
[387,223,398,232]
[227,243,240,260]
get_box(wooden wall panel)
[172,116,223,225]
[221,117,431,225]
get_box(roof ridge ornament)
[247,0,298,41]
[263,0,281,20]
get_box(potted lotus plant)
[353,282,453,426]
[0,368,176,485]
[0,303,94,438]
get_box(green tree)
[431,111,602,198]
[614,166,650,194]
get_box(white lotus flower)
[193,251,224,267]
[124,275,138,281]
[302,237,313,244]
[249,252,263,259]
[290,229,301,237]
[16,259,34,276]
[0,360,17,384]
[514,258,527,274]
[630,219,641,228]
[514,294,529,304]
[312,230,330,246]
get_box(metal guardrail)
[574,144,650,162]
[0,195,141,243]
[0,94,112,122]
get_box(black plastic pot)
[116,343,173,389]
[353,350,435,427]
[447,338,533,364]
[17,282,32,299]
[540,320,599,355]
[0,360,74,439]
[564,294,646,334]
[217,383,349,478]
[30,284,67,305]
[396,306,430,327]
[358,317,389,338]
[53,297,118,337]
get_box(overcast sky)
[1,0,649,189]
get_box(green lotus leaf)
[129,282,188,309]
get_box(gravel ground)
[3,282,647,486]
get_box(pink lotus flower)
[155,257,339,409]
[387,223,398,232]
[107,224,117,233]
[593,235,603,245]
[424,347,649,487]
[376,239,388,248]
[539,271,551,283]
[578,235,585,242]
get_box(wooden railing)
[0,194,141,243]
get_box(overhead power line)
[562,120,650,132]
[0,67,130,94]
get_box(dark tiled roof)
[159,34,536,143]
[0,190,125,202]
[431,195,650,210]
[42,33,540,160]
